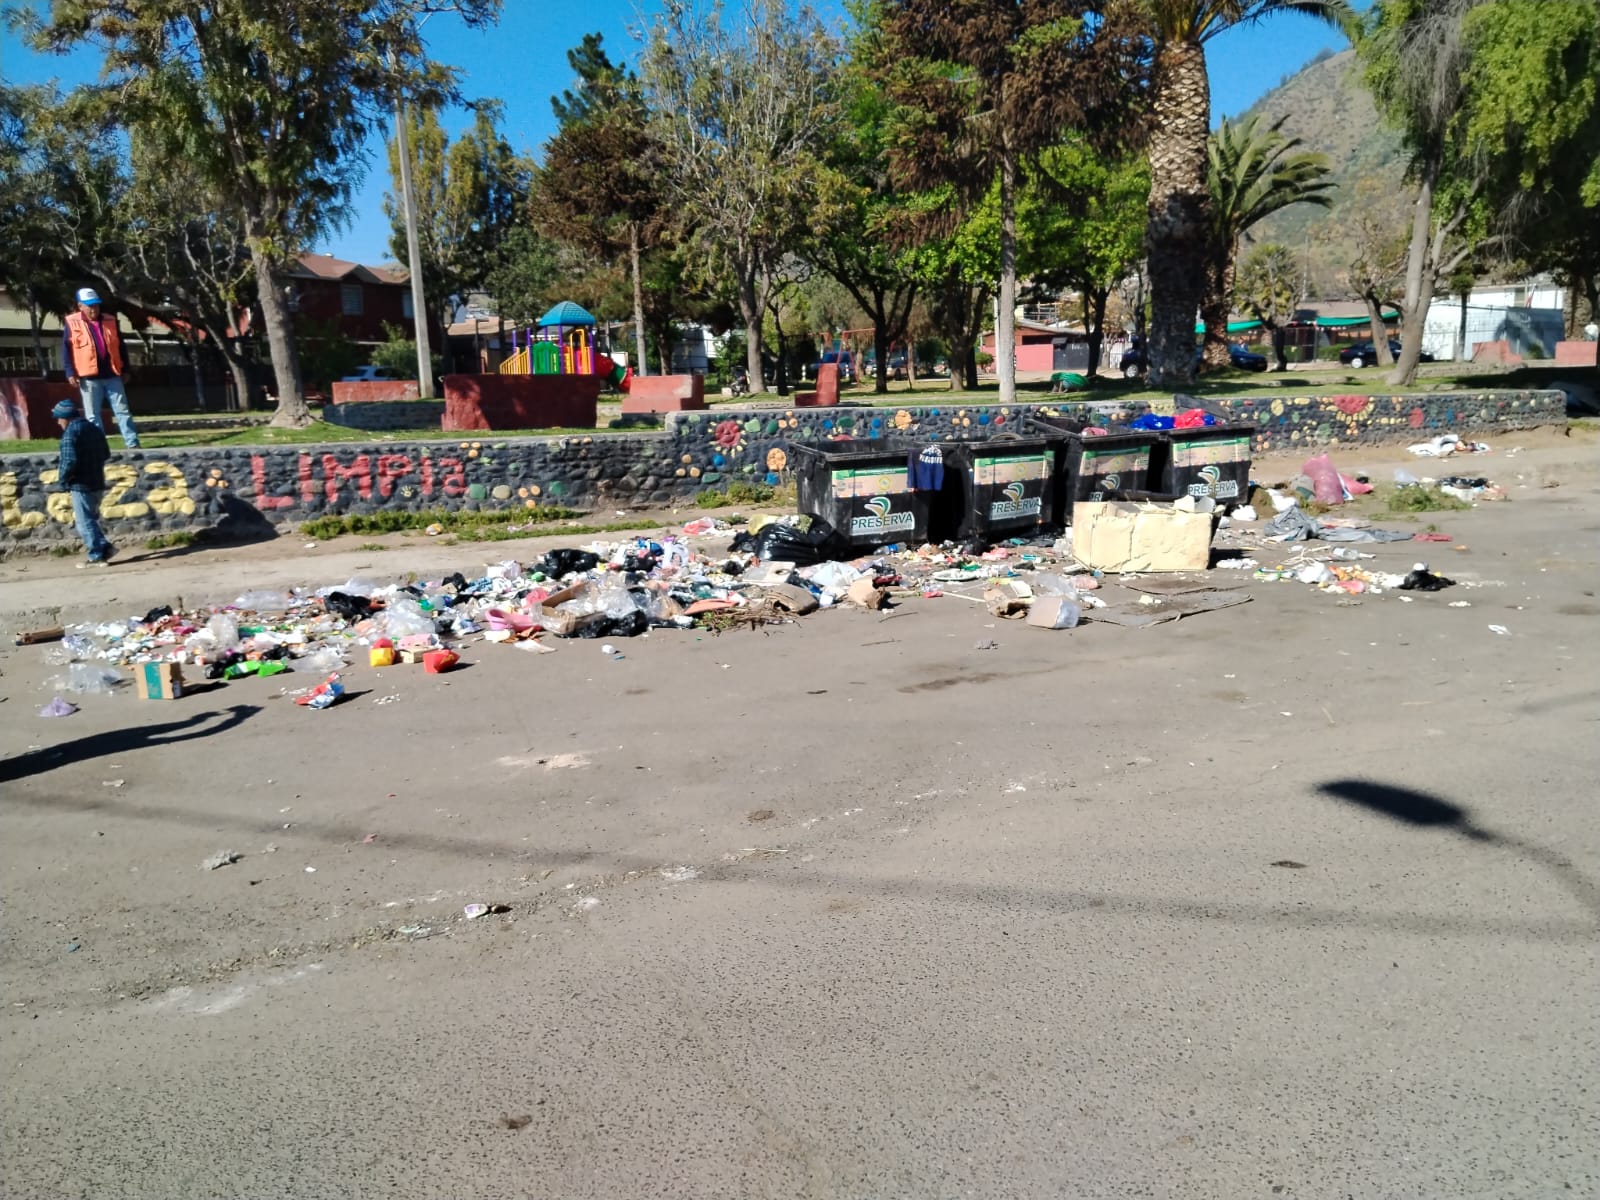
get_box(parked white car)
[340,365,403,382]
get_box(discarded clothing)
[1265,507,1413,543]
[907,445,945,492]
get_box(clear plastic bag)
[287,647,346,673]
[207,615,241,651]
[377,598,435,639]
[48,664,125,694]
[234,589,292,613]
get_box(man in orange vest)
[61,287,141,448]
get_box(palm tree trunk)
[1145,39,1210,388]
[1200,252,1235,370]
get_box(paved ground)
[2,432,1597,1199]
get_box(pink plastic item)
[1301,454,1345,504]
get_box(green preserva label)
[831,465,910,499]
[1170,436,1250,467]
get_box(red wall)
[442,374,601,431]
[0,379,76,440]
[330,380,421,404]
[622,375,706,413]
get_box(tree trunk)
[1361,291,1393,365]
[736,257,765,394]
[24,288,47,378]
[1269,321,1289,371]
[629,223,648,377]
[907,341,919,387]
[250,245,312,427]
[1200,251,1234,370]
[186,330,207,410]
[1455,284,1470,361]
[873,294,890,395]
[1145,39,1209,388]
[1386,168,1439,387]
[1082,287,1109,380]
[996,150,1018,404]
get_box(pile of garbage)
[29,520,1110,699]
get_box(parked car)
[340,364,403,382]
[1338,340,1436,368]
[807,349,856,384]
[1118,342,1266,377]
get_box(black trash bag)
[323,591,375,620]
[441,572,470,593]
[621,552,657,573]
[141,605,173,625]
[749,517,850,565]
[1399,568,1455,591]
[574,610,649,638]
[729,530,758,555]
[539,549,600,578]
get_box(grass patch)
[145,531,197,550]
[300,505,581,540]
[355,541,389,552]
[48,545,75,557]
[693,479,795,509]
[1385,485,1471,514]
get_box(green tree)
[1140,0,1354,387]
[551,32,631,127]
[1200,114,1333,369]
[806,5,919,395]
[484,225,565,326]
[385,103,528,349]
[1234,243,1303,369]
[534,39,663,377]
[1024,146,1150,379]
[30,0,500,426]
[1360,0,1599,383]
[641,0,839,394]
[880,0,1147,404]
[0,83,122,375]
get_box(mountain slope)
[1229,49,1410,295]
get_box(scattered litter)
[1448,601,1471,608]
[102,779,125,788]
[659,866,700,882]
[1271,860,1308,869]
[201,850,242,871]
[1216,558,1258,570]
[464,903,490,919]
[38,696,77,718]
[573,896,601,912]
[499,1115,533,1132]
[295,674,345,709]
[304,866,317,873]
[1487,624,1510,636]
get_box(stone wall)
[323,401,447,431]
[0,389,1565,549]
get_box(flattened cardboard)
[137,661,184,700]
[1072,501,1212,573]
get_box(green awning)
[1195,312,1401,332]
[1313,312,1399,328]
[1194,319,1264,334]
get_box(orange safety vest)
[65,311,125,379]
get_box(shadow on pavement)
[0,704,260,784]
[1318,777,1600,920]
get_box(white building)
[1422,278,1567,362]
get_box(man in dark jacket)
[54,398,115,566]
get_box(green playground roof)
[1193,310,1401,334]
[537,300,597,328]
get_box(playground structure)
[499,300,631,392]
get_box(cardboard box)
[532,583,609,638]
[136,661,185,700]
[1072,501,1212,573]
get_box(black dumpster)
[790,439,930,549]
[1150,422,1255,508]
[932,438,1058,540]
[1028,416,1160,523]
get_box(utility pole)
[394,95,434,398]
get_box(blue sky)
[1,1,1366,267]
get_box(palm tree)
[1200,113,1334,369]
[1141,0,1354,387]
